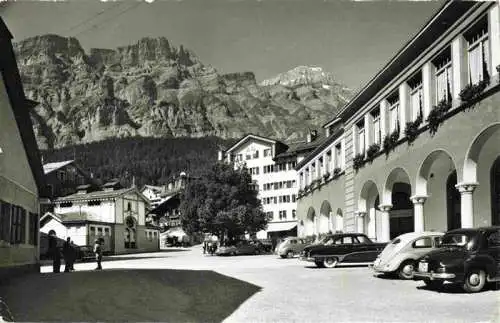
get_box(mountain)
[14,35,352,149]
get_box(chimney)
[218,150,224,161]
[325,127,331,138]
[306,133,312,143]
[311,130,318,141]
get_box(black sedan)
[413,226,500,293]
[300,233,386,268]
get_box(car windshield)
[440,232,477,250]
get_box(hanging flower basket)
[353,153,365,171]
[383,125,400,155]
[426,99,451,136]
[366,143,380,162]
[404,114,423,145]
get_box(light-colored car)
[276,237,308,258]
[371,231,444,279]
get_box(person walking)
[93,239,103,270]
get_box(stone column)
[352,125,359,156]
[378,204,392,242]
[399,82,411,128]
[364,113,373,148]
[410,195,427,233]
[489,4,500,80]
[355,211,366,233]
[451,35,468,100]
[379,100,389,140]
[422,62,436,120]
[455,183,478,229]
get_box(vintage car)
[215,240,260,256]
[300,233,386,268]
[413,227,500,293]
[276,237,308,258]
[371,231,444,279]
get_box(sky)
[1,0,444,91]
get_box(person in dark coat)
[48,234,61,273]
[63,237,73,272]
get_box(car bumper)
[413,271,456,280]
[299,256,315,262]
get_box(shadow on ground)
[0,269,261,322]
[416,281,500,294]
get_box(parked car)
[276,237,308,258]
[300,233,386,268]
[371,231,444,279]
[413,226,500,293]
[252,239,273,253]
[216,240,260,256]
[75,245,95,262]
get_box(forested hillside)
[41,137,234,187]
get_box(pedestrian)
[69,240,77,271]
[48,233,61,273]
[93,239,103,270]
[63,237,73,272]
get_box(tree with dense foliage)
[179,162,270,242]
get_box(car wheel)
[280,255,287,259]
[286,251,294,258]
[323,257,338,268]
[315,260,325,268]
[462,269,486,293]
[398,260,416,280]
[423,279,444,289]
[230,251,236,256]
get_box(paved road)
[8,246,500,322]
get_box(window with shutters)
[371,109,381,145]
[356,120,365,155]
[387,92,400,132]
[433,48,453,103]
[408,72,423,121]
[465,16,489,85]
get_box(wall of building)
[297,176,346,237]
[0,78,40,275]
[231,140,299,224]
[350,90,500,236]
[113,223,159,254]
[54,201,116,223]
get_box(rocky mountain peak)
[14,34,352,149]
[260,65,344,89]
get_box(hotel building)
[219,133,320,239]
[296,1,500,242]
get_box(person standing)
[48,233,61,273]
[93,239,103,270]
[63,237,72,272]
[69,240,77,271]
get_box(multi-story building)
[40,181,159,255]
[296,1,500,242]
[219,133,320,239]
[0,17,47,279]
[41,160,99,214]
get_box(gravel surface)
[11,245,500,322]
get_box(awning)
[266,222,297,233]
